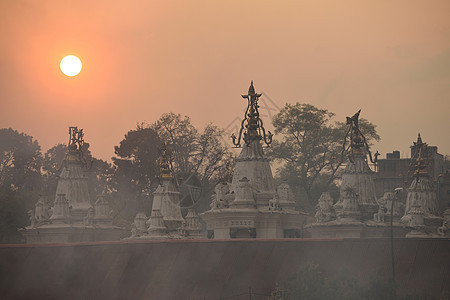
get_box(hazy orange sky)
[1,0,449,161]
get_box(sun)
[60,55,82,76]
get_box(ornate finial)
[63,126,92,169]
[231,81,273,147]
[68,126,84,151]
[411,133,428,177]
[414,133,423,146]
[248,80,255,95]
[341,109,377,163]
[159,142,173,180]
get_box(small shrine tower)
[128,143,202,239]
[402,134,441,237]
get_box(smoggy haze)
[1,0,449,160]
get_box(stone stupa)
[201,82,308,239]
[128,143,202,240]
[308,110,408,238]
[22,127,124,243]
[401,134,442,238]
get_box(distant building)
[374,134,446,213]
[438,170,450,213]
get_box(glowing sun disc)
[60,55,82,76]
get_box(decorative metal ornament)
[159,142,173,181]
[341,109,378,164]
[64,126,92,170]
[231,81,273,147]
[68,126,84,150]
[408,133,429,180]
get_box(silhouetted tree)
[0,128,42,191]
[111,113,234,223]
[151,113,234,185]
[113,124,160,194]
[41,143,66,196]
[150,113,234,212]
[0,128,43,242]
[0,187,28,243]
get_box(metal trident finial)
[231,81,273,147]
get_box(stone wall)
[0,238,448,299]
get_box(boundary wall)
[0,238,449,299]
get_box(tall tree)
[151,113,198,175]
[113,124,161,196]
[0,187,28,243]
[0,128,43,242]
[111,113,234,218]
[42,143,66,195]
[111,125,161,224]
[268,103,380,209]
[0,128,42,191]
[150,113,234,185]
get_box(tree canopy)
[110,113,234,223]
[0,128,42,191]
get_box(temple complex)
[22,127,124,243]
[201,82,308,239]
[128,143,202,239]
[308,110,408,238]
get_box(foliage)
[150,113,234,185]
[87,158,115,196]
[0,128,42,191]
[42,143,66,195]
[111,113,234,222]
[151,113,197,175]
[0,188,28,243]
[113,124,161,196]
[267,103,380,211]
[0,129,43,243]
[109,125,160,224]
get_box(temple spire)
[248,80,256,95]
[412,134,428,177]
[68,126,84,151]
[342,109,377,163]
[231,81,272,147]
[159,142,173,180]
[415,133,423,145]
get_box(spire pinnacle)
[159,142,173,180]
[415,133,423,145]
[412,134,428,177]
[231,81,272,147]
[342,109,377,163]
[248,80,255,95]
[68,126,84,151]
